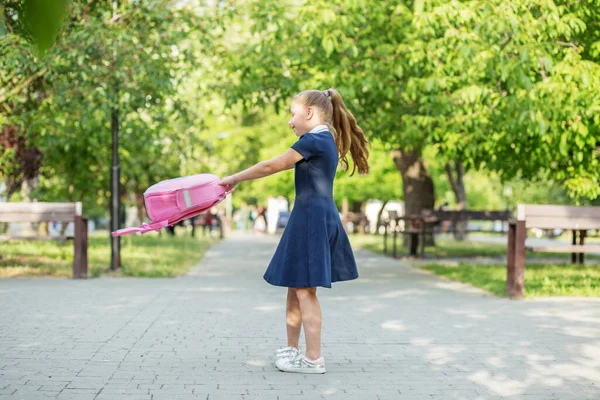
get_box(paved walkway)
[1,231,599,400]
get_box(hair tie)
[323,90,330,98]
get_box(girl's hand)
[218,175,239,194]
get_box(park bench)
[380,211,422,257]
[0,202,88,278]
[506,204,600,298]
[344,211,370,234]
[381,209,512,258]
[421,210,512,234]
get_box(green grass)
[0,231,217,278]
[349,233,600,297]
[420,263,600,298]
[349,233,600,260]
[349,233,507,258]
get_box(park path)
[0,230,599,399]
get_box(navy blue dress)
[263,127,359,288]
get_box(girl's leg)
[295,287,322,360]
[286,288,302,349]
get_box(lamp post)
[217,132,232,222]
[110,0,120,270]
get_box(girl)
[218,88,369,374]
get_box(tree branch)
[538,57,548,79]
[0,67,48,104]
[556,40,578,49]
[499,33,513,49]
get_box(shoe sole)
[277,365,326,374]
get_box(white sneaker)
[276,353,326,374]
[274,346,300,361]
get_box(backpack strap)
[111,219,170,237]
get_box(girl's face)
[288,101,314,137]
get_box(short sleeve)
[291,134,319,160]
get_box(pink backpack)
[111,174,228,237]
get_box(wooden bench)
[421,210,512,233]
[381,210,512,258]
[345,212,370,234]
[380,211,423,258]
[506,204,600,298]
[0,202,88,278]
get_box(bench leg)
[506,221,525,298]
[73,216,88,279]
[392,228,397,258]
[579,230,586,264]
[409,232,418,257]
[571,230,577,264]
[514,221,526,298]
[383,223,387,254]
[419,219,425,257]
[506,222,516,297]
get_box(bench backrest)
[422,210,512,221]
[517,204,600,229]
[0,202,82,223]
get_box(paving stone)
[0,231,598,399]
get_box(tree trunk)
[376,199,389,235]
[392,148,435,247]
[445,161,467,241]
[1,124,43,200]
[21,176,38,201]
[21,177,40,236]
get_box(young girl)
[218,88,369,374]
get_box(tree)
[209,0,600,223]
[1,1,220,218]
[417,0,600,201]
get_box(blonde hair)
[293,88,369,176]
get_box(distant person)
[218,88,369,374]
[267,196,280,234]
[239,202,250,231]
[254,205,267,233]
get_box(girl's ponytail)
[328,88,369,176]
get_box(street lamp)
[110,0,120,270]
[217,132,232,221]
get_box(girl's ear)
[306,106,313,120]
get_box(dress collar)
[308,124,329,134]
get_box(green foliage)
[350,233,600,261]
[23,0,70,57]
[3,0,599,217]
[350,234,508,258]
[196,107,291,207]
[212,0,600,200]
[1,1,221,216]
[426,147,572,209]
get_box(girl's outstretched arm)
[218,148,302,190]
